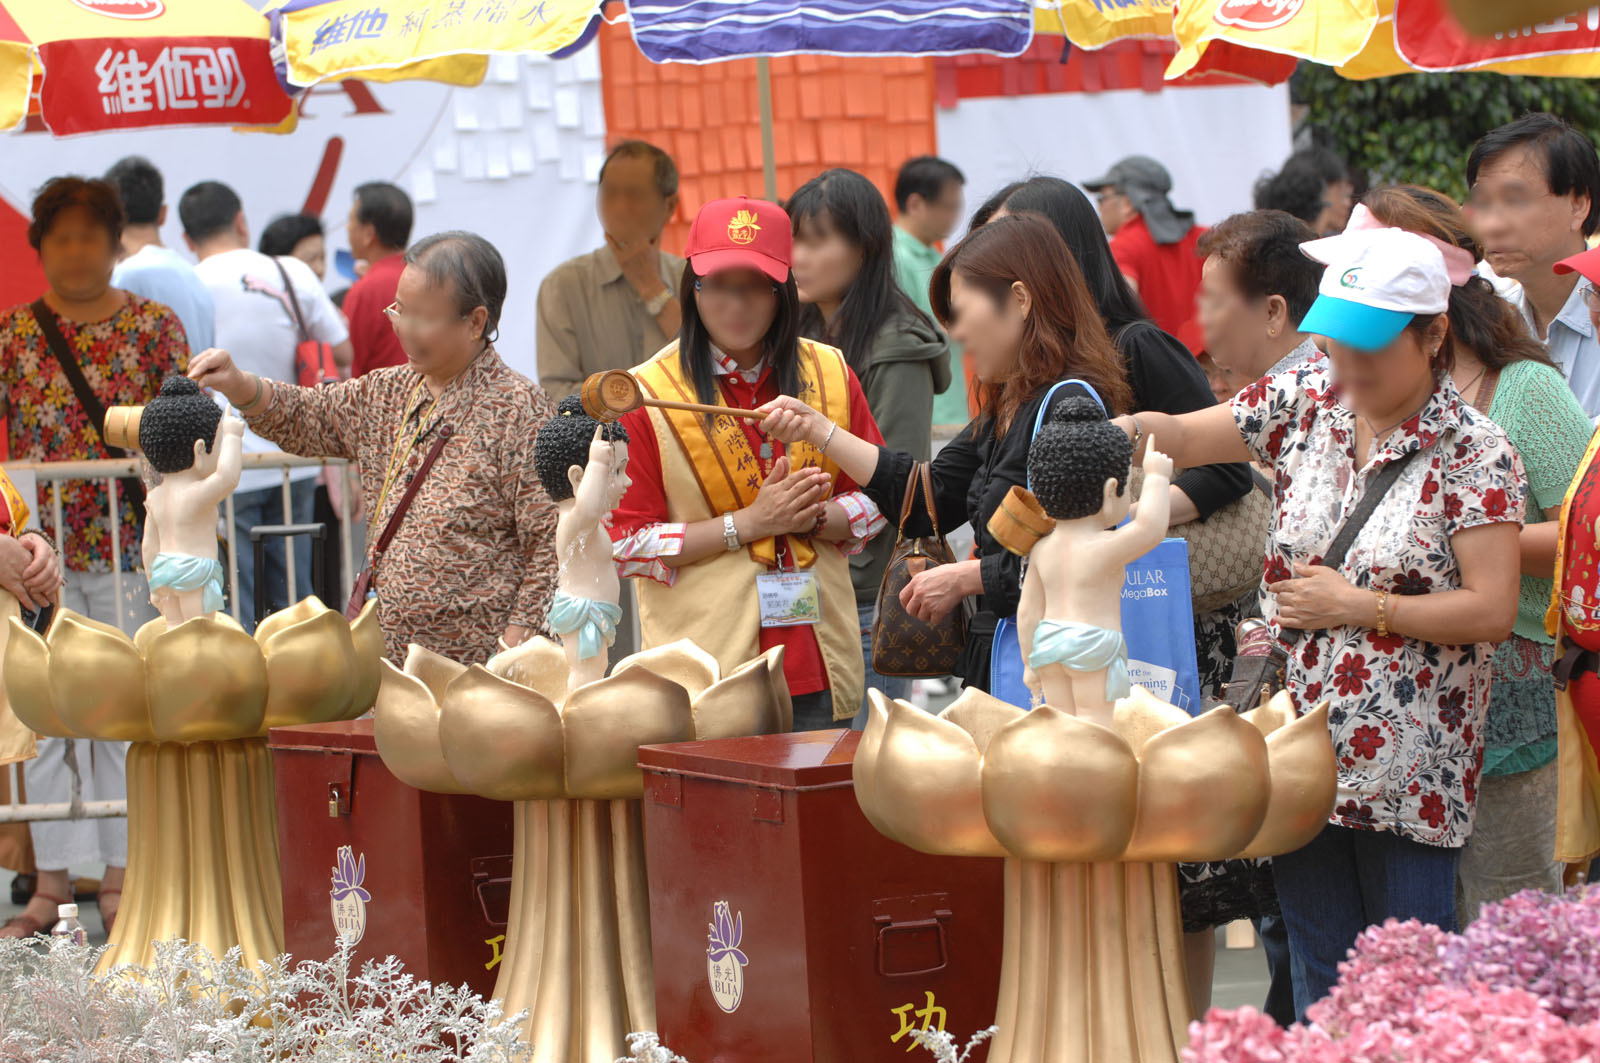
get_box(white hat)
[1297,228,1450,352]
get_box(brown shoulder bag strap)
[371,423,454,563]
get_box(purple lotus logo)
[706,900,748,1013]
[330,845,370,944]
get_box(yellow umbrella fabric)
[0,0,292,134]
[269,0,600,88]
[1035,0,1171,47]
[1168,0,1382,80]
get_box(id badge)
[756,571,822,628]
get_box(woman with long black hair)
[608,197,887,730]
[788,168,950,715]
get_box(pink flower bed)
[1184,888,1600,1063]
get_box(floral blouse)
[247,348,558,665]
[0,296,187,573]
[1233,365,1526,848]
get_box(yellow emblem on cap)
[727,209,761,245]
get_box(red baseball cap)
[1555,244,1600,284]
[686,196,791,283]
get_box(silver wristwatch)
[644,288,672,316]
[722,512,741,551]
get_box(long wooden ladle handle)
[641,397,766,420]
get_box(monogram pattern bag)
[1129,465,1273,613]
[871,463,967,677]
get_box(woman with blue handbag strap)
[755,213,1133,694]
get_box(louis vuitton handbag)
[871,463,968,677]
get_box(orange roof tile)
[598,20,939,253]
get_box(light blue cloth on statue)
[548,591,623,661]
[1027,620,1131,702]
[149,552,225,614]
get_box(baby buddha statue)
[532,394,632,698]
[138,375,244,625]
[1016,397,1173,728]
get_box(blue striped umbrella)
[627,0,1035,62]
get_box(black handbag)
[1222,450,1420,709]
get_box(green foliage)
[1296,66,1600,201]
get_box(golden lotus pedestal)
[854,687,1339,1063]
[2,599,383,974]
[111,739,283,972]
[373,637,791,1063]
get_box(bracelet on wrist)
[237,373,266,413]
[1374,589,1391,637]
[820,419,838,453]
[811,503,830,538]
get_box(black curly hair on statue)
[1027,397,1132,521]
[138,375,223,475]
[534,394,629,502]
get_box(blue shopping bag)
[990,537,1202,714]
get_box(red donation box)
[640,729,1003,1062]
[269,720,514,998]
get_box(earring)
[1268,328,1277,337]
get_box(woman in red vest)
[609,198,886,730]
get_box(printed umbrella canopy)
[267,0,607,90]
[0,0,294,135]
[1169,0,1600,83]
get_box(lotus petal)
[869,699,1005,858]
[404,643,467,702]
[563,666,693,799]
[485,636,567,708]
[253,596,327,648]
[982,707,1139,862]
[1241,689,1297,739]
[612,640,719,700]
[1112,684,1192,758]
[48,612,150,742]
[761,645,792,734]
[692,656,781,739]
[1123,707,1272,863]
[146,617,267,741]
[342,600,385,720]
[852,690,894,837]
[1238,702,1338,859]
[133,617,167,657]
[372,662,467,794]
[938,687,1025,756]
[258,608,358,728]
[439,666,565,800]
[4,620,73,738]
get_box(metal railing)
[0,453,356,826]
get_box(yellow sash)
[0,470,30,536]
[634,340,851,569]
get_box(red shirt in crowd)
[1109,215,1207,343]
[342,252,409,377]
[609,353,886,696]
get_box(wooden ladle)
[579,370,766,423]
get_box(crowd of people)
[2,110,1599,1031]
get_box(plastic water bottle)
[49,903,86,946]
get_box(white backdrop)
[938,82,1294,231]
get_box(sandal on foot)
[0,892,71,939]
[97,888,120,936]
